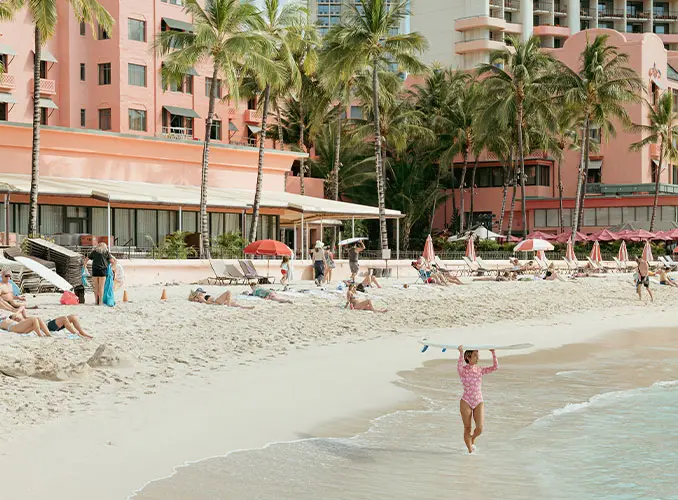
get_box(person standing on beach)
[83,242,116,306]
[348,240,365,282]
[457,345,498,454]
[635,256,653,302]
[312,241,326,286]
[324,245,336,284]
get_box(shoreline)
[2,303,677,499]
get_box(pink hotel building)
[0,0,399,251]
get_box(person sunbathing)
[0,270,28,308]
[249,284,293,304]
[189,288,254,309]
[544,263,560,281]
[432,264,464,285]
[0,298,27,319]
[45,315,93,339]
[0,314,50,336]
[345,284,387,313]
[657,267,678,288]
[360,273,382,288]
[509,258,535,273]
[413,259,446,285]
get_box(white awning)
[0,174,402,224]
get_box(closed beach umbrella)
[423,234,435,263]
[642,240,653,262]
[514,238,554,252]
[589,241,602,263]
[537,249,546,260]
[618,241,629,262]
[566,240,576,261]
[465,237,476,261]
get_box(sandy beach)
[1,273,677,498]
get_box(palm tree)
[547,107,579,232]
[322,0,428,250]
[630,91,678,231]
[479,35,556,237]
[248,0,304,243]
[21,0,113,236]
[156,0,274,257]
[559,34,642,241]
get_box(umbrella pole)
[396,219,400,279]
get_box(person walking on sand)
[348,240,365,282]
[83,242,116,306]
[457,345,498,454]
[280,256,291,290]
[324,245,336,284]
[312,241,326,286]
[635,256,654,302]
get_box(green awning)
[0,43,16,56]
[38,98,58,109]
[163,105,200,118]
[162,17,194,32]
[247,124,262,134]
[0,93,16,104]
[186,67,199,76]
[31,49,57,63]
[228,121,238,132]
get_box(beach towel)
[102,264,115,307]
[81,267,89,287]
[10,279,20,296]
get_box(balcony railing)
[580,7,595,17]
[160,126,193,140]
[598,9,625,18]
[653,11,678,20]
[243,108,262,123]
[626,9,650,19]
[533,1,550,13]
[228,106,237,117]
[490,0,502,7]
[554,4,567,14]
[0,74,15,91]
[30,78,56,96]
[504,0,518,10]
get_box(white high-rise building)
[308,0,410,37]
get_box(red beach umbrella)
[653,231,673,241]
[465,237,476,261]
[244,239,293,256]
[588,229,620,242]
[422,234,435,263]
[642,240,653,262]
[662,228,678,240]
[618,241,629,262]
[589,241,602,263]
[618,230,656,242]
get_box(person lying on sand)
[189,288,254,309]
[345,284,387,313]
[508,258,535,273]
[656,267,678,288]
[248,284,293,304]
[474,271,516,282]
[0,313,50,336]
[45,315,93,339]
[360,272,382,289]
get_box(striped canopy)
[465,237,476,261]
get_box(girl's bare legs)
[471,402,484,446]
[34,317,51,337]
[268,294,292,304]
[215,291,254,309]
[460,399,474,453]
[93,277,105,305]
[370,275,381,288]
[57,315,92,339]
[354,299,387,313]
[3,317,43,336]
[325,268,332,284]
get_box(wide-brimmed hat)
[314,240,325,249]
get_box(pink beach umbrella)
[588,228,620,242]
[618,229,656,242]
[526,231,555,241]
[662,228,678,240]
[565,240,576,261]
[537,249,546,260]
[465,237,476,261]
[653,231,673,241]
[554,230,588,244]
[514,238,555,252]
[589,241,602,263]
[423,234,435,263]
[618,241,629,262]
[642,240,653,262]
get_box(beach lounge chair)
[208,260,235,285]
[664,255,678,268]
[475,257,505,273]
[563,257,585,273]
[658,256,678,271]
[462,256,490,276]
[612,257,627,272]
[586,257,607,273]
[534,257,548,271]
[224,263,254,284]
[433,256,462,277]
[239,259,274,284]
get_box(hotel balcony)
[533,25,571,37]
[657,34,678,44]
[598,10,625,19]
[653,11,678,21]
[0,74,15,91]
[456,38,506,54]
[533,1,551,14]
[243,108,262,123]
[504,0,518,10]
[455,15,506,32]
[160,126,194,140]
[650,143,660,158]
[30,78,56,96]
[580,7,595,18]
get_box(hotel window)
[525,165,550,187]
[626,24,643,34]
[80,109,86,127]
[97,24,110,40]
[128,108,147,131]
[40,108,48,125]
[98,108,111,131]
[165,75,193,94]
[589,127,601,143]
[581,20,590,30]
[80,21,86,36]
[505,12,512,22]
[654,24,669,35]
[210,120,222,140]
[599,21,614,29]
[553,38,562,49]
[161,0,184,5]
[40,60,47,79]
[80,63,86,81]
[0,103,7,121]
[98,63,111,85]
[205,77,222,98]
[128,63,147,87]
[128,18,146,42]
[350,106,363,119]
[655,3,669,17]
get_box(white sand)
[0,274,676,498]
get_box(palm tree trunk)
[249,84,271,242]
[557,152,564,233]
[578,121,591,226]
[498,158,509,234]
[331,115,342,247]
[571,120,588,243]
[429,162,444,235]
[459,148,469,233]
[450,167,456,229]
[299,104,306,196]
[276,103,284,150]
[199,67,219,258]
[507,163,518,239]
[650,140,663,232]
[517,105,528,237]
[469,154,479,226]
[372,59,388,250]
[28,27,42,237]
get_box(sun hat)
[195,287,206,294]
[314,240,324,249]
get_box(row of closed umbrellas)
[527,228,678,242]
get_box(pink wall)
[285,175,326,198]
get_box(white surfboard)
[15,256,73,292]
[419,339,534,353]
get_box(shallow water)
[136,329,678,500]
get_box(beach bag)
[102,264,115,307]
[81,267,89,287]
[74,285,85,304]
[60,290,79,305]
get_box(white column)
[569,0,581,35]
[300,213,305,260]
[4,193,9,246]
[351,217,355,238]
[293,224,298,258]
[178,206,183,232]
[106,201,111,246]
[396,218,400,261]
[520,0,534,40]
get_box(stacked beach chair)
[24,238,83,289]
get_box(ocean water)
[136,329,678,500]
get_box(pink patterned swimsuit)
[458,352,498,409]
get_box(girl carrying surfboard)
[457,345,498,454]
